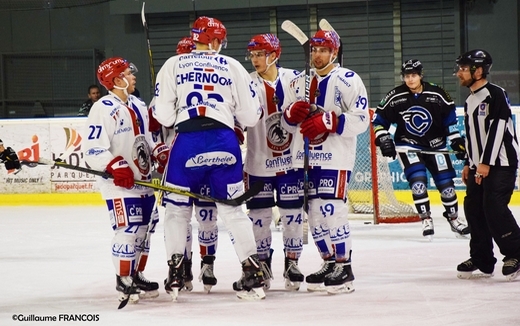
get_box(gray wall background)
[0,0,518,118]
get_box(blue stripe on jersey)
[194,67,203,71]
[275,78,285,112]
[316,75,331,108]
[131,102,145,134]
[194,84,202,89]
[188,108,198,119]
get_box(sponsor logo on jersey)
[186,151,236,167]
[265,156,292,170]
[177,67,232,86]
[126,203,143,223]
[257,237,272,250]
[411,181,427,195]
[85,147,106,156]
[295,149,333,162]
[198,230,218,244]
[401,106,433,137]
[283,237,303,250]
[429,137,444,147]
[132,135,151,176]
[114,198,126,228]
[389,98,407,107]
[379,89,396,106]
[265,113,291,152]
[330,224,350,239]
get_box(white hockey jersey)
[282,64,370,171]
[83,92,156,199]
[152,50,262,131]
[244,67,301,176]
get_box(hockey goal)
[348,109,420,224]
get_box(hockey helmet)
[97,57,137,90]
[455,49,493,75]
[177,37,195,55]
[401,59,423,76]
[191,16,227,46]
[310,30,340,51]
[247,34,282,58]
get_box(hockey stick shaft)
[396,149,461,155]
[32,159,263,206]
[141,2,156,86]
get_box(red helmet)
[177,37,195,55]
[97,57,130,90]
[310,30,340,51]
[191,16,227,45]
[247,34,281,58]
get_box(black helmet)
[455,49,492,75]
[401,59,423,75]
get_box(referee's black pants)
[464,166,520,272]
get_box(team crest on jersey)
[132,135,151,176]
[266,112,291,151]
[400,106,432,137]
[334,86,342,107]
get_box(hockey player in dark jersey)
[0,139,21,170]
[372,59,470,240]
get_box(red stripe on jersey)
[120,260,131,276]
[137,254,148,272]
[125,106,140,136]
[203,85,214,91]
[114,198,126,228]
[337,170,347,199]
[204,68,214,72]
[198,106,206,116]
[309,77,318,104]
[200,245,208,257]
[264,81,278,115]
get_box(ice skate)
[502,258,520,281]
[259,249,274,290]
[283,257,304,291]
[305,257,335,292]
[443,212,470,238]
[134,272,159,299]
[199,255,217,293]
[324,260,355,294]
[164,254,185,301]
[421,216,434,241]
[235,254,266,300]
[456,258,493,279]
[116,275,140,304]
[182,255,193,292]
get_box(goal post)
[348,109,420,224]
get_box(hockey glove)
[152,143,169,175]
[284,101,311,125]
[375,134,396,159]
[450,137,466,160]
[148,106,162,133]
[106,156,135,189]
[300,111,338,140]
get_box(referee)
[455,49,520,281]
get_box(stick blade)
[319,18,337,35]
[281,20,308,45]
[141,2,147,26]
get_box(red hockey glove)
[148,106,162,133]
[106,156,135,189]
[300,111,338,139]
[284,101,311,124]
[152,143,169,174]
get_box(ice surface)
[1,205,519,326]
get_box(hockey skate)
[164,254,185,301]
[457,258,493,279]
[324,261,355,294]
[283,257,304,291]
[135,272,159,299]
[443,212,470,238]
[182,255,193,292]
[116,275,140,304]
[502,258,520,281]
[235,254,266,300]
[260,249,274,290]
[199,255,217,293]
[305,257,335,292]
[421,216,434,241]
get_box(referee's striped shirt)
[464,82,520,169]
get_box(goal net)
[348,110,420,224]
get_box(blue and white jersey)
[152,50,262,131]
[244,67,301,176]
[282,64,370,171]
[83,92,155,199]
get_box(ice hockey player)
[236,33,305,291]
[0,139,21,171]
[372,59,470,240]
[281,29,369,294]
[84,57,167,304]
[152,16,265,301]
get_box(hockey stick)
[32,159,264,206]
[141,2,156,86]
[281,20,310,244]
[318,18,343,66]
[395,148,462,155]
[118,200,156,309]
